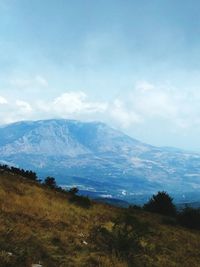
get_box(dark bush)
[128,204,142,211]
[68,187,79,195]
[162,216,177,226]
[177,206,200,230]
[143,191,176,216]
[0,164,38,181]
[44,177,57,189]
[69,194,92,208]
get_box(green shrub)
[91,211,149,265]
[143,191,176,217]
[44,176,57,189]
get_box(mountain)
[0,119,200,201]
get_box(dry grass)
[0,172,200,266]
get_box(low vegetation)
[177,206,200,230]
[143,191,177,216]
[91,211,150,266]
[0,164,38,181]
[0,167,200,266]
[143,191,200,231]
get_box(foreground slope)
[0,119,200,200]
[0,171,200,267]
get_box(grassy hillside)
[0,171,200,267]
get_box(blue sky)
[1,0,200,151]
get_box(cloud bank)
[0,82,199,134]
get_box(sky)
[1,0,200,151]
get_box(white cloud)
[16,100,33,113]
[109,82,200,131]
[1,81,200,151]
[0,96,8,104]
[0,84,200,137]
[30,91,108,122]
[109,99,141,128]
[51,92,107,115]
[0,99,33,125]
[132,86,178,119]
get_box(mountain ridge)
[0,119,200,201]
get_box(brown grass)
[0,172,200,267]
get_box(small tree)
[143,191,176,216]
[44,176,57,189]
[69,187,79,195]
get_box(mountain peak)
[0,119,200,196]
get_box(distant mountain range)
[0,119,200,202]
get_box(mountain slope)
[1,171,200,267]
[0,119,200,201]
